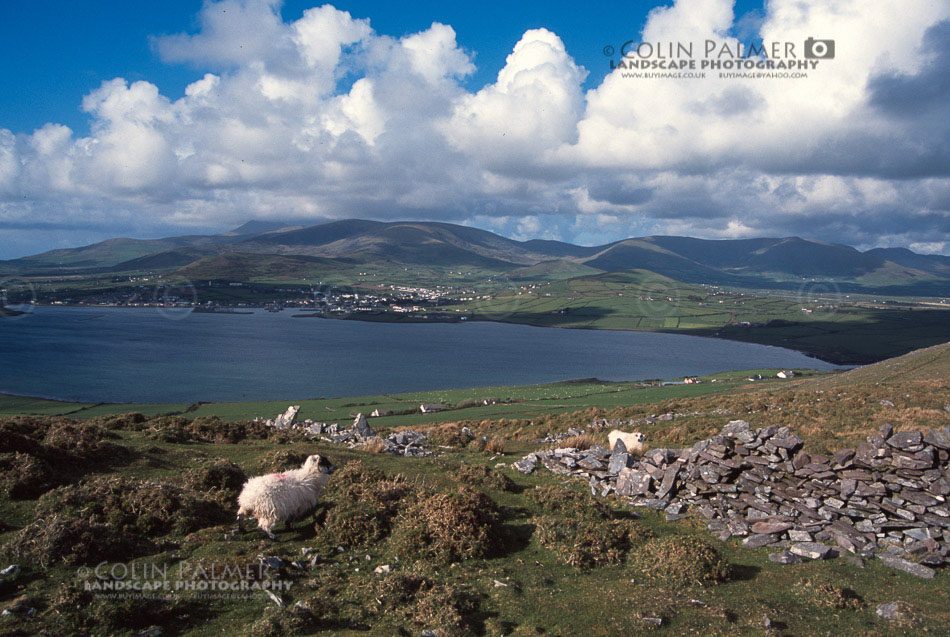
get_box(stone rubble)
[258,407,434,456]
[257,405,301,428]
[515,420,950,576]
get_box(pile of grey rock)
[515,420,950,578]
[311,413,433,456]
[257,407,433,456]
[257,405,302,428]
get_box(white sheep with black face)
[236,454,335,539]
[607,430,647,456]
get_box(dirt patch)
[451,464,515,492]
[389,486,504,565]
[631,535,731,586]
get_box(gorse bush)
[257,449,309,473]
[631,535,731,586]
[2,476,232,567]
[389,486,504,565]
[451,463,515,492]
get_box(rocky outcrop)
[261,405,300,428]
[516,420,950,576]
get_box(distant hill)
[173,253,348,280]
[506,259,603,281]
[3,218,948,294]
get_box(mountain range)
[3,219,949,294]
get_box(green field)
[440,271,949,364]
[0,369,824,426]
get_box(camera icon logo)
[804,37,835,59]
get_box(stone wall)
[515,421,950,578]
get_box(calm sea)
[0,307,841,403]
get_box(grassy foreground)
[0,345,948,635]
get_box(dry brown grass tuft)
[424,422,472,447]
[410,582,480,635]
[794,577,863,610]
[556,434,594,450]
[485,437,506,454]
[361,437,387,454]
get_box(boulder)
[877,554,936,579]
[789,542,834,560]
[353,413,375,439]
[607,452,632,475]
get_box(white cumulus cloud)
[0,0,947,258]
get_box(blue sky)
[0,0,947,258]
[0,0,765,135]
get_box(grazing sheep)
[608,430,647,456]
[237,454,335,539]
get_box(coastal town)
[36,280,471,318]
